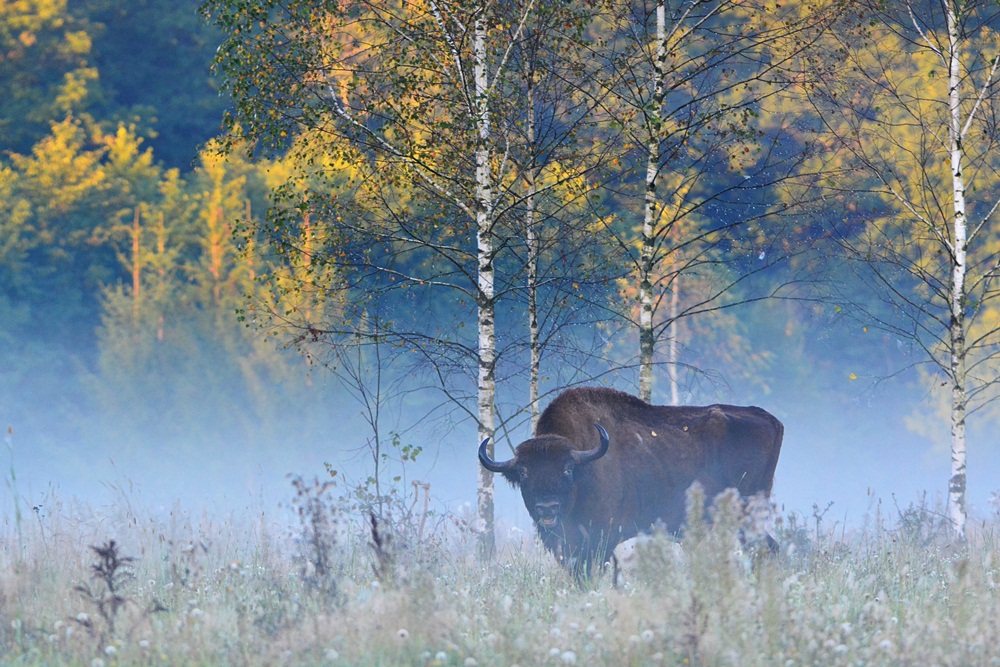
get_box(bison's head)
[479,425,609,532]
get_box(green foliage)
[80,0,230,168]
[0,0,99,155]
[2,0,1000,547]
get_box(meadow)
[2,479,999,667]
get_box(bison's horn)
[478,437,516,473]
[572,423,610,465]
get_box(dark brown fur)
[490,387,783,576]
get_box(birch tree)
[809,0,1000,539]
[598,0,842,402]
[204,0,549,554]
[502,0,616,428]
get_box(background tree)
[806,0,1000,539]
[502,0,622,429]
[0,0,98,155]
[91,141,332,461]
[79,0,230,168]
[596,0,843,403]
[204,0,575,553]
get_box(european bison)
[479,386,783,577]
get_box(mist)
[3,0,1000,546]
[5,301,999,543]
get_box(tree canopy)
[2,0,999,538]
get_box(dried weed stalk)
[73,539,134,642]
[369,512,395,585]
[290,474,340,599]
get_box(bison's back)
[537,386,783,531]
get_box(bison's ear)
[571,423,610,465]
[479,437,517,475]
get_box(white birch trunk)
[474,16,497,556]
[668,275,680,406]
[638,0,667,403]
[526,80,541,431]
[945,3,968,541]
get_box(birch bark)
[526,79,541,430]
[638,0,667,403]
[945,2,968,540]
[473,15,497,556]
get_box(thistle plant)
[74,540,135,644]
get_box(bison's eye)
[518,467,528,482]
[563,466,574,478]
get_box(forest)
[3,0,1000,543]
[7,4,1000,665]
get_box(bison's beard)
[537,523,567,562]
[536,522,596,578]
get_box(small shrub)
[73,539,135,643]
[289,473,340,599]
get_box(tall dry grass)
[2,482,999,666]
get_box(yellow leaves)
[849,373,857,381]
[64,29,91,54]
[55,66,97,111]
[11,117,107,210]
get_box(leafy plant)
[73,540,135,643]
